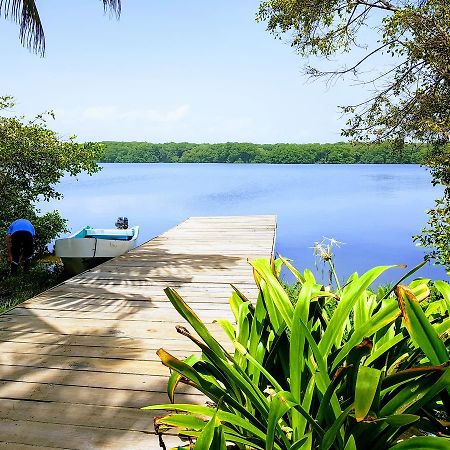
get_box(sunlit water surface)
[40,163,448,285]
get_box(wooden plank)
[0,364,199,393]
[8,305,235,323]
[0,399,169,433]
[0,379,201,408]
[0,331,207,351]
[23,298,232,311]
[35,287,244,300]
[0,215,276,448]
[0,443,69,450]
[0,340,200,359]
[0,418,183,449]
[0,315,230,338]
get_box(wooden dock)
[0,215,277,449]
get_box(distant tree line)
[100,141,427,164]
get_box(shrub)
[145,258,450,449]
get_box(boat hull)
[54,226,139,275]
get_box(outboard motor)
[115,217,129,229]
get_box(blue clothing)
[7,219,35,237]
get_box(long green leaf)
[389,436,450,449]
[156,413,207,430]
[381,260,428,300]
[365,333,405,366]
[320,405,353,450]
[143,403,267,441]
[180,429,267,450]
[266,391,296,450]
[252,259,293,330]
[382,414,419,426]
[434,280,450,315]
[155,349,263,427]
[194,409,226,450]
[216,319,236,342]
[290,436,309,450]
[290,279,313,440]
[298,375,316,438]
[294,317,342,421]
[380,367,450,416]
[164,287,227,358]
[278,255,305,284]
[355,366,381,421]
[343,435,356,450]
[395,285,449,365]
[167,354,201,403]
[321,265,396,356]
[331,298,400,371]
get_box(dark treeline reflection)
[100,142,426,164]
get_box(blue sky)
[1,0,374,143]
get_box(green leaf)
[380,367,450,416]
[321,265,396,356]
[278,255,305,284]
[180,430,267,450]
[290,436,309,450]
[143,403,267,441]
[365,333,405,366]
[251,258,293,330]
[292,317,342,422]
[395,285,449,365]
[164,287,227,359]
[434,280,450,314]
[383,363,449,390]
[216,319,236,342]
[193,409,226,450]
[156,413,207,431]
[389,436,450,449]
[343,435,356,450]
[156,349,262,426]
[157,349,203,387]
[290,279,313,439]
[229,289,245,321]
[355,366,381,421]
[320,405,353,450]
[266,391,296,450]
[382,414,419,426]
[167,354,201,403]
[331,298,400,371]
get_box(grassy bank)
[0,262,67,314]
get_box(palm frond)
[0,0,121,56]
[102,0,121,17]
[0,0,45,56]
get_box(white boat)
[55,225,140,275]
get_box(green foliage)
[256,1,450,147]
[414,196,450,271]
[100,141,426,164]
[0,261,66,313]
[0,96,102,263]
[145,258,450,449]
[414,145,450,270]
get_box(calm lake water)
[41,163,448,284]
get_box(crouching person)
[6,219,36,275]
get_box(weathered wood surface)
[0,215,276,449]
